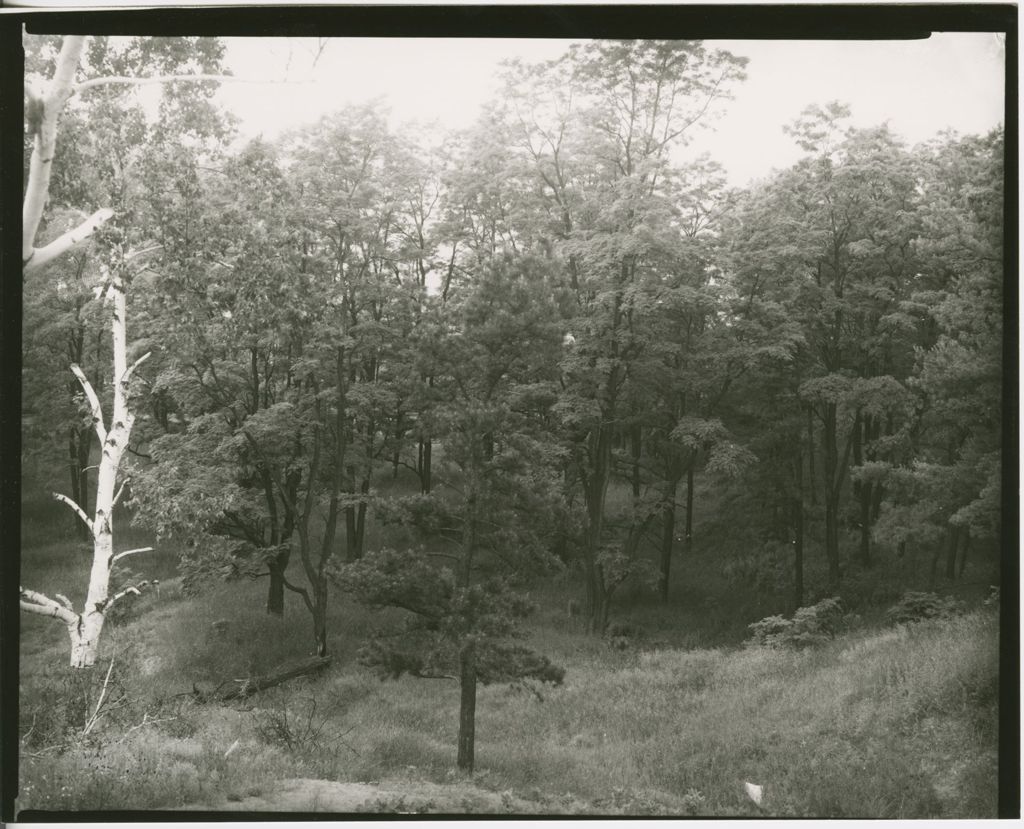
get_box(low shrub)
[747,597,846,648]
[886,592,965,626]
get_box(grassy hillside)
[17,488,1000,817]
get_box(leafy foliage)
[747,597,847,648]
[885,592,966,626]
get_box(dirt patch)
[187,777,549,814]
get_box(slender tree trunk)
[822,403,841,591]
[267,471,298,615]
[944,524,961,580]
[266,558,286,616]
[852,412,872,566]
[392,413,402,479]
[419,377,434,494]
[825,500,840,591]
[630,424,642,499]
[684,465,694,550]
[870,415,888,522]
[456,639,477,772]
[806,406,818,507]
[583,423,612,632]
[858,481,872,567]
[929,542,942,587]
[418,437,433,494]
[354,498,367,559]
[957,529,971,577]
[345,504,357,556]
[793,452,804,612]
[461,490,477,587]
[313,582,328,658]
[659,471,680,602]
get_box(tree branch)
[121,351,151,387]
[24,208,115,275]
[106,581,150,610]
[112,478,130,508]
[282,576,314,614]
[70,363,106,444]
[53,492,93,532]
[20,588,78,625]
[111,547,154,567]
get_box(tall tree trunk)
[456,639,477,772]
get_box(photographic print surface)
[18,22,1008,819]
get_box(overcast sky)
[211,34,1004,187]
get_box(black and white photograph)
[9,7,1014,820]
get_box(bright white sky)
[209,34,1005,188]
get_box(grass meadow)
[17,473,1001,817]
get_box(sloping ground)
[18,598,999,817]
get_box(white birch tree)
[19,34,249,667]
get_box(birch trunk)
[22,264,151,668]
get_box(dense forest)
[18,35,1006,817]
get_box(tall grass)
[19,592,998,815]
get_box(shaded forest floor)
[17,485,1001,817]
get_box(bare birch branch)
[20,588,78,625]
[54,593,74,611]
[121,351,152,387]
[112,478,130,508]
[24,208,114,275]
[111,547,154,566]
[53,492,94,532]
[106,581,149,610]
[69,363,107,443]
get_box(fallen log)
[195,655,332,702]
